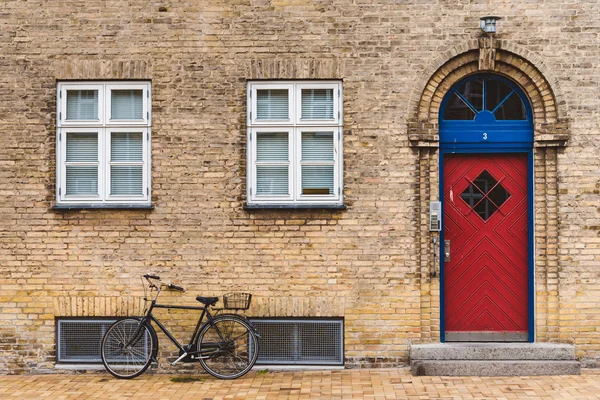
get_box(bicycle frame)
[129,282,228,365]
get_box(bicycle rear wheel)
[101,318,156,379]
[196,315,259,379]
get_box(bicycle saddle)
[196,296,219,306]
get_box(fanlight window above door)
[443,76,528,121]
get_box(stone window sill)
[244,203,346,211]
[51,204,154,211]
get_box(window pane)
[256,166,289,195]
[111,132,143,162]
[111,90,144,120]
[301,89,334,119]
[485,78,513,112]
[66,133,97,162]
[460,170,511,221]
[302,165,334,195]
[256,132,288,162]
[457,79,483,111]
[66,166,98,195]
[257,89,289,120]
[443,93,476,120]
[66,90,98,120]
[111,166,143,196]
[302,132,333,161]
[494,92,527,120]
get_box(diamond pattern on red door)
[444,154,528,338]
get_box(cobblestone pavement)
[1,368,600,399]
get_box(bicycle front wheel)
[101,318,156,379]
[196,315,259,379]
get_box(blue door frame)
[438,74,535,343]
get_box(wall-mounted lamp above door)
[480,16,501,34]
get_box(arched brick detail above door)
[408,39,570,148]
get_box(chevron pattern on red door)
[444,154,528,339]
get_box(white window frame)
[295,82,341,125]
[251,127,294,202]
[106,83,151,125]
[247,81,343,206]
[56,81,151,206]
[58,83,104,126]
[106,128,150,201]
[249,83,294,126]
[58,127,104,201]
[295,126,340,203]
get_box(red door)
[443,154,528,341]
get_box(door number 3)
[482,132,488,141]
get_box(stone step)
[411,360,581,376]
[410,343,576,361]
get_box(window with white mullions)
[111,90,143,120]
[109,131,145,196]
[65,132,100,196]
[300,131,335,196]
[56,81,151,206]
[106,84,150,124]
[66,90,99,121]
[257,89,290,121]
[295,83,340,125]
[301,89,334,120]
[255,130,292,197]
[250,84,293,125]
[247,81,342,206]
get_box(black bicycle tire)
[101,318,157,379]
[196,315,259,379]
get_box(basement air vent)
[57,319,116,363]
[250,318,344,366]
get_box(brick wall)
[1,0,599,373]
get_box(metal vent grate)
[57,319,116,363]
[250,319,344,365]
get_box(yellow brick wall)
[1,0,600,373]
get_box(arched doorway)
[439,74,534,342]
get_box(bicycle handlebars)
[168,283,185,292]
[144,274,185,292]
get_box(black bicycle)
[100,274,259,379]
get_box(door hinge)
[59,132,61,142]
[338,88,340,97]
[338,131,340,141]
[59,91,62,99]
[147,187,149,195]
[147,131,149,141]
[147,111,149,120]
[338,187,341,195]
[59,112,62,121]
[58,187,61,196]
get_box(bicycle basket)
[222,293,252,310]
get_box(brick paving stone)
[1,369,600,399]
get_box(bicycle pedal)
[178,346,197,363]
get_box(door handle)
[444,240,451,262]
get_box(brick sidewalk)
[1,368,600,399]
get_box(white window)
[56,82,151,206]
[247,81,343,206]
